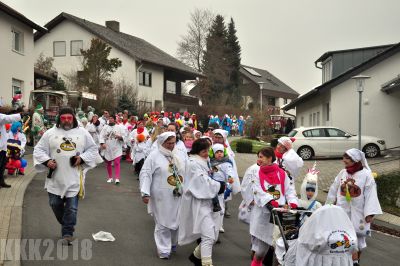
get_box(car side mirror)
[344,133,352,138]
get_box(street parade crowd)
[0,97,383,266]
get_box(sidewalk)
[0,155,35,266]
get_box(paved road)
[22,158,400,265]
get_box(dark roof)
[0,1,46,32]
[35,12,200,77]
[315,44,394,64]
[283,42,400,110]
[240,65,299,97]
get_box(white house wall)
[0,11,34,105]
[34,20,137,92]
[136,63,164,107]
[330,52,400,149]
[295,90,331,127]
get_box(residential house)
[190,64,299,115]
[34,12,200,112]
[0,1,46,106]
[283,43,400,149]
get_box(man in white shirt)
[33,107,98,245]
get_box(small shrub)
[236,140,253,153]
[376,171,400,211]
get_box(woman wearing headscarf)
[139,132,185,260]
[178,138,223,266]
[326,148,382,266]
[247,147,298,266]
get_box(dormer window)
[322,58,332,83]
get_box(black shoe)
[188,253,202,266]
[213,204,222,212]
[224,211,231,218]
[18,172,24,175]
[353,263,360,266]
[0,182,11,188]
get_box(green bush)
[236,140,253,153]
[375,171,400,215]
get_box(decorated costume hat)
[35,104,43,111]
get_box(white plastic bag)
[92,231,115,242]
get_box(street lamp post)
[351,75,370,150]
[258,82,266,137]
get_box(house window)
[138,100,152,111]
[316,112,320,126]
[71,40,83,56]
[53,41,66,57]
[11,28,24,53]
[309,114,312,126]
[139,71,152,87]
[283,98,288,105]
[300,116,304,127]
[326,102,330,121]
[166,80,176,94]
[267,97,275,106]
[312,113,316,126]
[322,58,332,83]
[12,78,23,95]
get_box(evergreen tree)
[201,15,230,105]
[226,18,242,106]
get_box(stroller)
[268,207,313,266]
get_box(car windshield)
[287,130,297,137]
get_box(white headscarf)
[278,136,293,150]
[157,132,184,173]
[345,148,371,172]
[213,129,228,140]
[212,143,224,154]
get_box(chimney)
[105,20,120,32]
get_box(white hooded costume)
[284,205,358,266]
[212,129,241,195]
[298,163,322,212]
[326,148,382,249]
[178,154,221,264]
[139,132,185,255]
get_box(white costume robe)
[277,149,304,180]
[249,168,298,246]
[178,155,221,246]
[85,122,103,146]
[33,127,98,198]
[326,168,382,249]
[238,164,259,224]
[131,141,148,164]
[99,124,126,161]
[284,205,357,266]
[139,147,185,253]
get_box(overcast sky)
[5,0,400,94]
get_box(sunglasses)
[60,115,74,121]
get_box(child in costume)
[298,162,322,213]
[6,121,27,175]
[132,133,148,176]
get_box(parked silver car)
[288,127,386,160]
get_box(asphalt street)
[22,159,400,266]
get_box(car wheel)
[298,146,314,160]
[363,144,380,158]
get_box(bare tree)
[177,8,215,73]
[35,52,55,74]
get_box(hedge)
[375,171,400,216]
[236,140,253,153]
